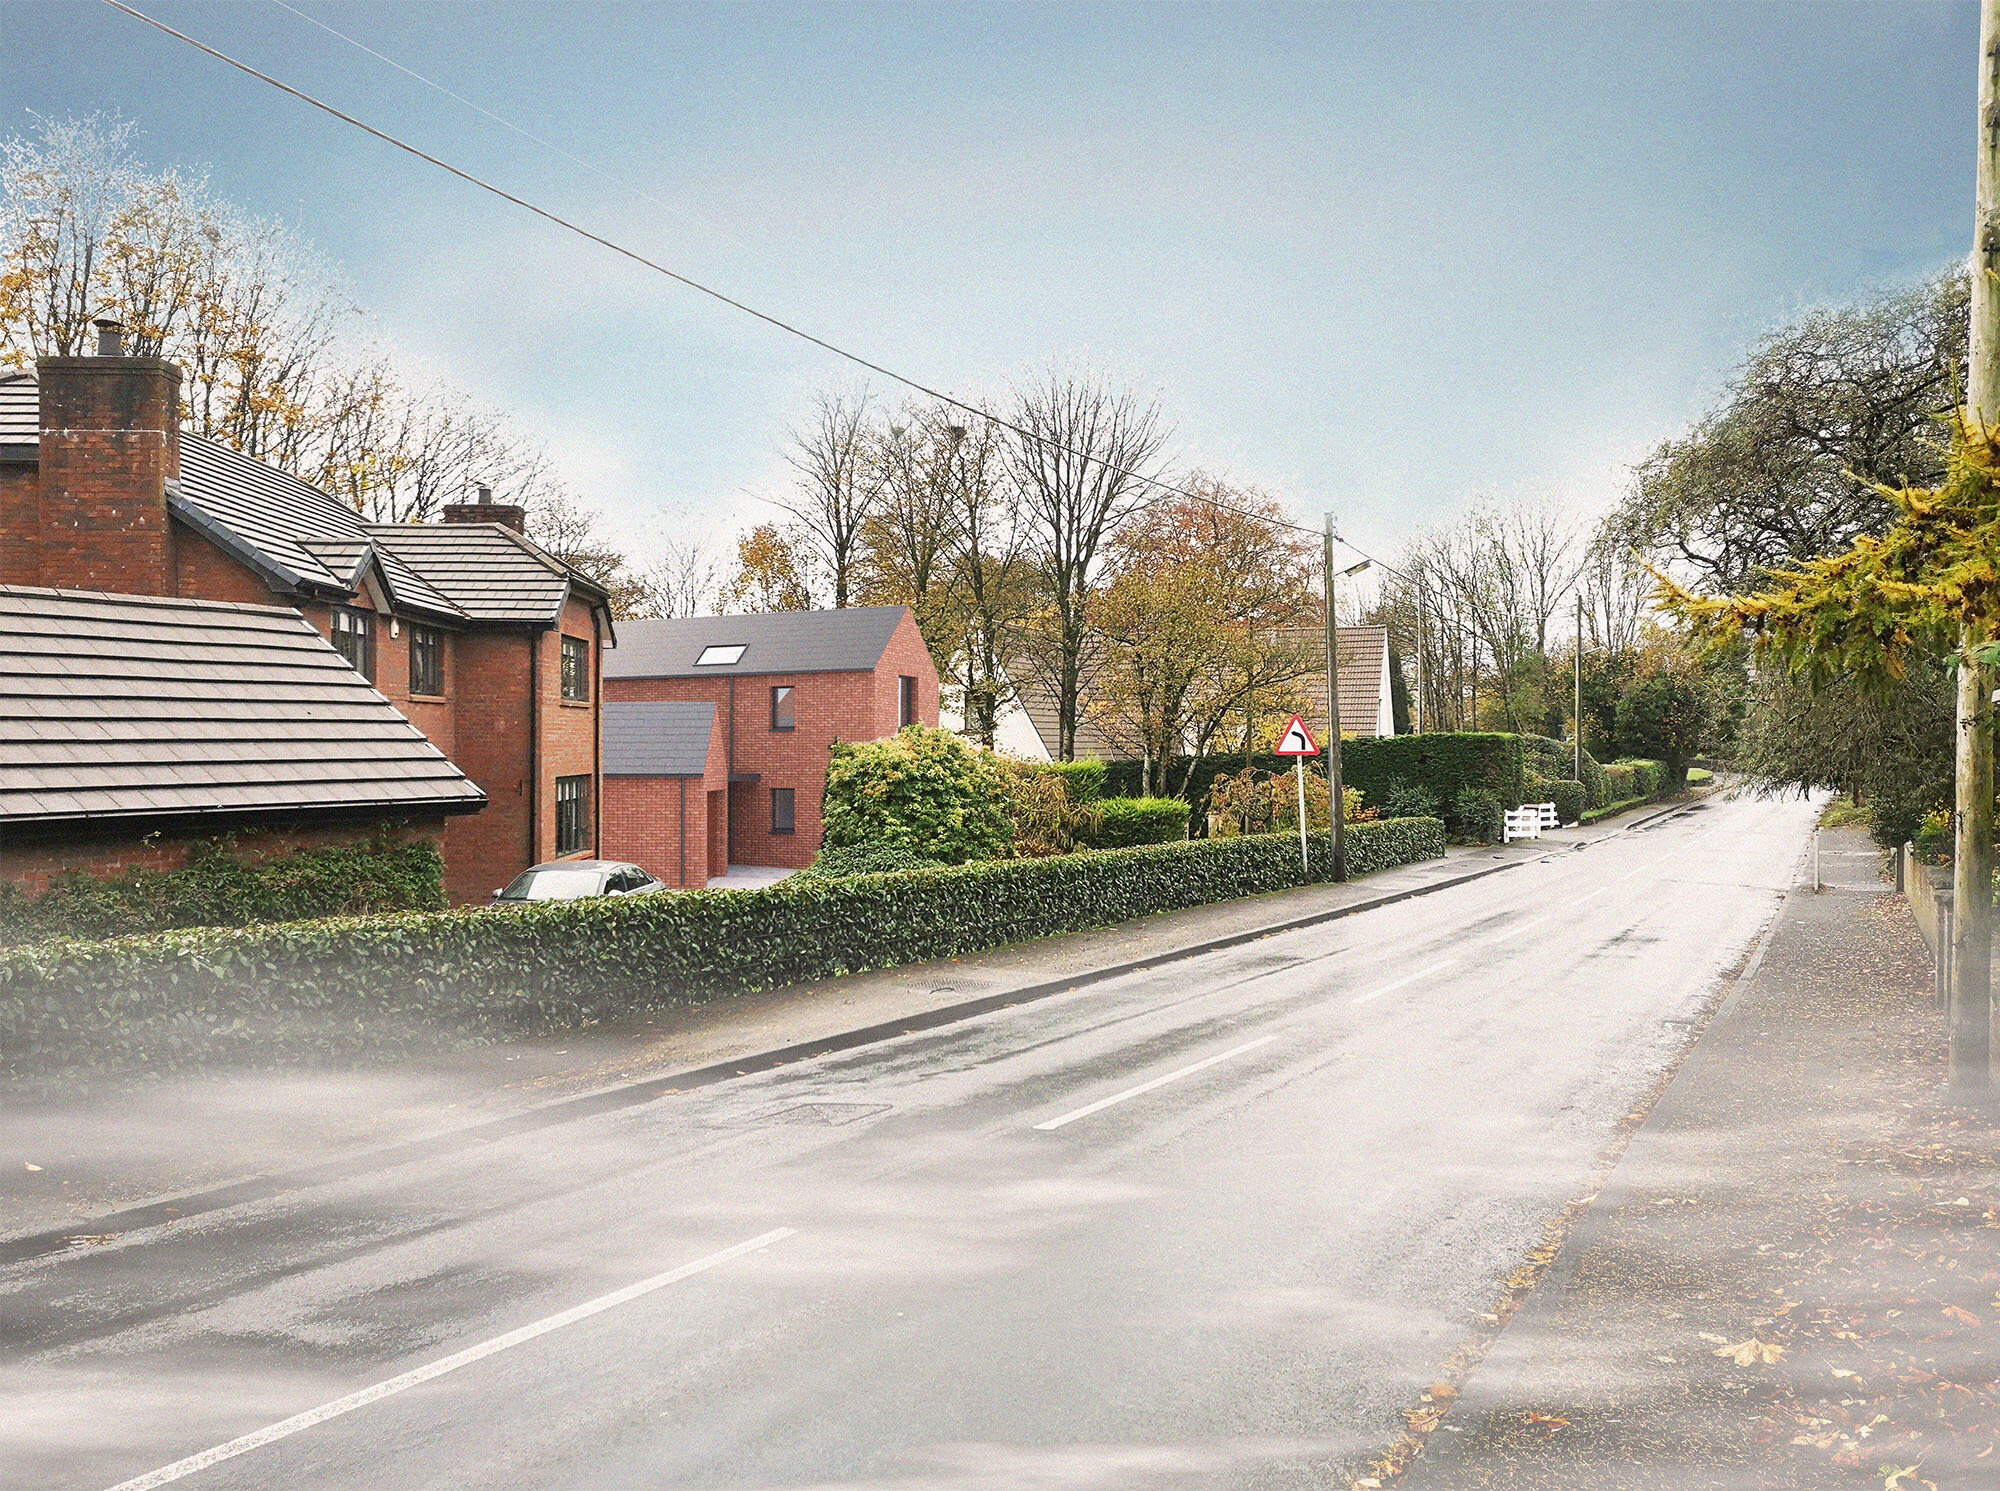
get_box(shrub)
[1914,809,1952,864]
[821,725,1013,864]
[1544,780,1586,825]
[795,844,945,881]
[997,760,1101,858]
[0,817,1446,1082]
[0,835,446,947]
[1047,759,1107,805]
[1089,796,1192,847]
[1451,786,1502,843]
[1685,767,1714,788]
[1522,733,1608,808]
[1380,778,1442,821]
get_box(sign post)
[1274,714,1321,871]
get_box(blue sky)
[0,1,1977,565]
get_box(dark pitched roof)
[0,585,485,827]
[605,605,909,679]
[603,701,718,777]
[365,523,585,626]
[4,373,604,628]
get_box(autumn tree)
[859,405,969,674]
[724,523,817,613]
[1085,485,1318,797]
[1009,370,1170,759]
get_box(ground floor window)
[770,786,795,835]
[556,774,589,855]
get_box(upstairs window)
[899,675,918,728]
[561,635,590,702]
[408,625,444,697]
[555,775,589,856]
[695,643,746,667]
[771,685,795,731]
[332,607,375,683]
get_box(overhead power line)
[100,0,1321,542]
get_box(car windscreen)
[498,868,605,901]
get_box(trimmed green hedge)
[1522,734,1608,809]
[0,817,1446,1081]
[1087,796,1191,847]
[0,836,446,947]
[1529,778,1586,826]
[1048,759,1107,805]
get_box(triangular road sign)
[1274,714,1319,756]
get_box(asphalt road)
[2,791,1817,1491]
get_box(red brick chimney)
[30,319,182,594]
[442,483,526,534]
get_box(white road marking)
[1349,960,1457,1006]
[102,1227,797,1491]
[1033,1037,1276,1130]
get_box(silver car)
[491,860,667,906]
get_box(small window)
[771,685,795,731]
[332,607,375,682]
[561,635,590,702]
[899,675,918,728]
[695,643,746,667]
[770,787,795,835]
[555,775,589,856]
[408,625,444,696]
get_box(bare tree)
[777,389,883,609]
[860,404,968,672]
[944,411,1034,749]
[629,536,721,619]
[1008,370,1170,759]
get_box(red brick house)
[602,606,939,877]
[601,701,730,888]
[0,332,615,903]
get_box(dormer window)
[695,644,746,666]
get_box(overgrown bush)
[0,817,1447,1082]
[1048,759,1107,805]
[998,759,1101,858]
[1452,786,1503,843]
[1088,796,1192,847]
[1522,733,1608,808]
[821,725,1013,864]
[1380,779,1442,821]
[0,835,446,946]
[795,844,945,881]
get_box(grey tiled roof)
[0,585,485,826]
[366,523,578,625]
[606,605,909,679]
[603,701,718,777]
[174,436,368,591]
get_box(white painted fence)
[1502,806,1543,843]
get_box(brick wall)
[33,356,181,595]
[601,697,726,888]
[537,597,602,862]
[0,462,39,587]
[0,817,446,898]
[871,610,943,736]
[444,628,535,903]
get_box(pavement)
[0,788,1789,1491]
[1402,822,2000,1491]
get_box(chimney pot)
[93,318,125,358]
[476,484,492,505]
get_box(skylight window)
[695,644,746,666]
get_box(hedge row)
[1087,796,1191,847]
[0,817,1446,1082]
[0,836,446,947]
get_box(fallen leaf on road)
[22,1162,41,1171]
[1523,1412,1571,1431]
[1942,1305,1979,1325]
[1714,1338,1786,1366]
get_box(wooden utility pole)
[1956,0,1999,1100]
[1574,593,1584,783]
[1324,515,1347,882]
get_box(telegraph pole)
[1324,515,1347,883]
[1954,0,2000,1100]
[1574,593,1583,783]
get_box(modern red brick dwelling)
[601,701,729,888]
[0,331,615,904]
[602,606,939,875]
[0,585,484,893]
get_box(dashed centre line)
[102,1228,797,1491]
[1033,1037,1277,1130]
[1349,960,1458,1006]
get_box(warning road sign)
[1274,714,1319,756]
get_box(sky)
[0,0,1979,570]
